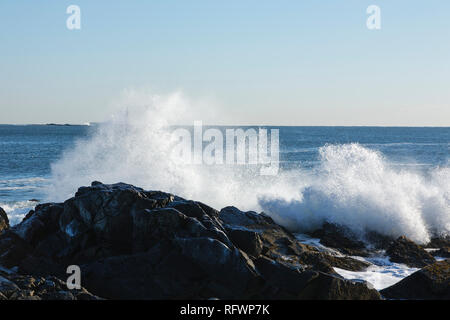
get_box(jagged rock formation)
[0,182,380,300]
[381,260,450,300]
[385,236,436,268]
[0,207,9,233]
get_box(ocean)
[1,123,449,289]
[0,125,450,228]
[0,124,449,227]
[0,125,91,224]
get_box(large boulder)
[433,247,450,259]
[380,260,450,300]
[386,236,436,268]
[219,207,370,273]
[0,182,380,300]
[252,256,380,300]
[0,207,9,233]
[425,236,450,259]
[426,236,450,249]
[297,272,381,300]
[310,222,370,257]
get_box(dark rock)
[228,229,263,258]
[381,260,450,300]
[0,275,21,297]
[425,236,450,249]
[0,183,263,299]
[426,236,450,259]
[253,256,314,299]
[310,222,370,257]
[364,230,395,250]
[0,230,33,269]
[300,252,370,273]
[12,203,63,243]
[82,243,260,300]
[0,269,100,300]
[41,291,76,300]
[433,247,450,259]
[386,236,436,268]
[0,182,380,300]
[298,272,381,300]
[219,207,369,272]
[0,207,9,233]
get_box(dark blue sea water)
[280,126,449,168]
[0,125,94,223]
[0,125,449,225]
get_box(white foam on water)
[0,200,36,225]
[295,233,419,290]
[44,90,450,245]
[294,233,344,257]
[334,255,419,291]
[260,145,450,244]
[0,177,47,185]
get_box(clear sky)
[0,0,449,126]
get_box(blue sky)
[0,1,449,125]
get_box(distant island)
[45,123,95,126]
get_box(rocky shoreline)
[0,182,448,300]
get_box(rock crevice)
[0,182,381,300]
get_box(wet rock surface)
[433,247,450,259]
[0,182,380,300]
[0,207,9,233]
[426,236,450,249]
[385,236,436,268]
[426,237,450,259]
[219,207,370,273]
[0,268,100,300]
[309,222,370,257]
[380,259,450,300]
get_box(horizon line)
[0,123,449,128]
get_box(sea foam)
[45,91,450,244]
[260,144,450,244]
